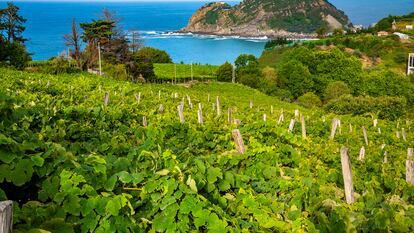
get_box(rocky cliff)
[180,0,352,38]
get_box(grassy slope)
[3,68,414,232]
[154,63,218,80]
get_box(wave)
[127,30,275,42]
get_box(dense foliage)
[2,68,414,232]
[132,47,173,64]
[325,95,407,120]
[255,34,414,118]
[216,62,233,82]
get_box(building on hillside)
[377,31,389,37]
[406,25,413,30]
[351,25,364,32]
[393,32,410,40]
[409,53,414,75]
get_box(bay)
[2,1,413,64]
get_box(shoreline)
[176,29,318,40]
[154,30,319,41]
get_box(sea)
[1,0,414,65]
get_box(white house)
[406,25,413,30]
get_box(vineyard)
[1,67,414,232]
[153,63,218,81]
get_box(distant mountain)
[180,0,352,38]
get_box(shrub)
[42,56,80,75]
[262,66,277,84]
[133,47,172,64]
[324,81,351,102]
[297,92,322,108]
[103,63,128,80]
[325,95,407,120]
[216,62,233,82]
[238,73,261,89]
[278,60,313,98]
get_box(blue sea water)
[1,0,414,65]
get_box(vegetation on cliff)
[182,0,352,37]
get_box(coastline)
[176,29,318,40]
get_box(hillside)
[2,68,414,232]
[180,0,352,38]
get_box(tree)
[234,54,262,88]
[324,81,351,102]
[278,60,313,98]
[0,2,30,69]
[64,18,82,68]
[235,54,258,71]
[80,20,115,69]
[133,47,172,64]
[1,2,27,44]
[262,66,277,84]
[297,92,322,108]
[216,62,233,82]
[80,20,115,47]
[129,29,142,53]
[128,52,156,82]
[316,27,327,38]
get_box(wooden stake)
[378,128,381,134]
[402,128,407,142]
[135,92,141,105]
[178,105,185,123]
[270,105,273,114]
[228,108,233,123]
[349,123,353,133]
[198,109,203,125]
[288,119,295,133]
[187,95,191,107]
[232,129,246,154]
[396,131,401,139]
[383,151,388,164]
[159,104,164,114]
[250,100,253,109]
[300,115,306,139]
[407,148,414,185]
[104,92,109,106]
[362,126,369,146]
[330,118,339,140]
[294,110,300,119]
[340,146,354,204]
[358,146,365,161]
[158,90,161,100]
[278,111,284,124]
[373,119,378,127]
[142,116,147,127]
[0,201,13,233]
[216,96,221,115]
[263,114,267,122]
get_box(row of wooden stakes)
[341,147,414,204]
